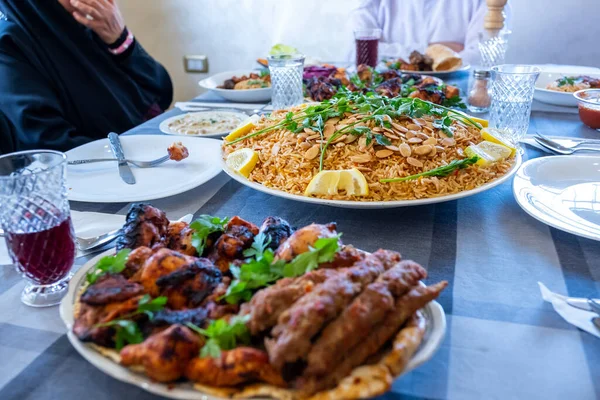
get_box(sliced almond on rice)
[406,123,421,131]
[304,127,315,135]
[414,145,433,155]
[414,118,428,126]
[376,149,394,158]
[406,131,417,139]
[415,132,430,140]
[385,145,400,151]
[324,124,336,138]
[423,137,437,146]
[332,135,347,144]
[383,131,400,140]
[304,144,320,160]
[440,137,456,147]
[407,137,423,144]
[399,143,412,157]
[325,117,340,125]
[391,122,409,133]
[344,135,358,144]
[350,154,373,163]
[271,143,281,156]
[406,157,423,168]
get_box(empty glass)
[354,28,382,67]
[0,150,75,307]
[489,65,540,145]
[478,30,510,69]
[268,54,305,111]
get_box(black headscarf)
[0,0,173,153]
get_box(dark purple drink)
[355,37,379,67]
[6,216,75,285]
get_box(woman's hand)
[70,0,126,45]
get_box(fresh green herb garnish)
[94,295,168,350]
[557,76,577,87]
[190,215,229,255]
[223,235,341,304]
[259,69,270,77]
[380,155,480,183]
[86,249,131,284]
[433,115,454,137]
[187,315,251,358]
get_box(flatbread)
[425,44,463,71]
[234,384,297,400]
[382,311,426,375]
[307,365,392,400]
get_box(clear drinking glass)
[478,30,511,69]
[354,28,382,67]
[489,65,540,145]
[0,150,76,307]
[268,54,305,111]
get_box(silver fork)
[68,155,170,168]
[76,229,120,252]
[534,133,600,155]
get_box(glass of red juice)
[354,28,382,67]
[0,150,75,307]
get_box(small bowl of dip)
[574,89,600,130]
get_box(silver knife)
[566,297,600,314]
[520,136,600,152]
[107,132,136,185]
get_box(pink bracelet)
[109,30,134,55]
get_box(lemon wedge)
[226,148,259,178]
[481,127,517,157]
[305,168,369,197]
[455,111,489,128]
[224,114,260,142]
[465,140,512,166]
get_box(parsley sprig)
[94,295,168,350]
[222,233,341,304]
[380,155,480,183]
[189,215,229,255]
[557,76,577,87]
[187,315,251,358]
[86,249,131,284]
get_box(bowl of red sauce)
[574,89,600,130]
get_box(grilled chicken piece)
[266,250,398,370]
[167,142,189,162]
[185,347,286,387]
[80,274,144,305]
[444,84,460,99]
[379,69,401,81]
[356,64,372,83]
[124,246,154,279]
[166,221,196,256]
[120,324,201,382]
[375,77,403,98]
[259,216,294,251]
[304,260,427,376]
[242,269,339,335]
[133,248,198,296]
[73,295,143,346]
[305,76,341,102]
[116,203,170,251]
[298,281,448,395]
[274,222,338,262]
[319,245,365,269]
[208,216,259,273]
[155,258,222,309]
[149,307,209,328]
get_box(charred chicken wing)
[208,216,259,272]
[274,222,339,262]
[116,203,170,251]
[120,324,201,382]
[185,347,286,387]
[166,221,196,256]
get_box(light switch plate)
[184,55,209,73]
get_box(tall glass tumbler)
[0,151,76,307]
[489,65,540,145]
[268,54,305,111]
[354,28,382,67]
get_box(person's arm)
[70,0,173,111]
[0,46,90,151]
[348,0,416,61]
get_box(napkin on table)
[538,282,600,338]
[0,210,125,266]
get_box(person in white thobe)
[349,0,511,65]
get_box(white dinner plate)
[398,63,471,77]
[534,72,600,107]
[66,135,222,203]
[159,110,249,137]
[513,155,600,241]
[60,248,446,400]
[199,70,272,103]
[223,152,522,209]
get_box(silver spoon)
[534,133,600,155]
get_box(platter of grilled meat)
[60,203,447,399]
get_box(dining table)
[0,71,599,400]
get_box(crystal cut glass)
[0,150,75,307]
[268,54,305,111]
[489,65,540,146]
[478,30,510,69]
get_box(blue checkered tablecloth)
[1,87,599,400]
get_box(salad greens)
[86,249,131,284]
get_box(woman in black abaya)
[0,0,173,153]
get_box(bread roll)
[425,44,463,71]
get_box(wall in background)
[120,0,600,103]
